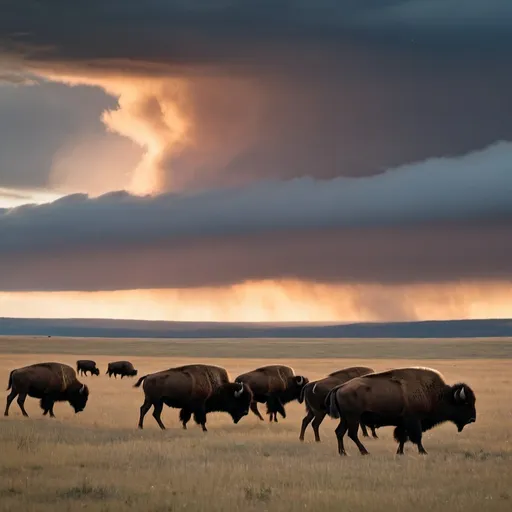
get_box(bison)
[325,366,476,456]
[4,362,89,418]
[135,364,253,432]
[235,365,309,422]
[76,360,100,377]
[299,366,377,442]
[106,361,137,378]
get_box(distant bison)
[235,365,309,422]
[106,361,137,378]
[135,364,252,432]
[299,366,377,442]
[4,362,89,418]
[76,360,100,377]
[326,367,476,456]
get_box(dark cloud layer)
[1,1,512,190]
[1,142,511,291]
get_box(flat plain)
[0,336,511,512]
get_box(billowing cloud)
[1,1,512,195]
[1,141,511,291]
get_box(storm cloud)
[1,1,512,191]
[1,1,511,298]
[1,142,511,291]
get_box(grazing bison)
[135,364,252,432]
[176,364,230,430]
[326,367,476,456]
[235,365,309,422]
[106,361,137,378]
[76,360,100,376]
[299,366,377,442]
[4,362,89,418]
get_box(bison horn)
[459,386,466,401]
[79,384,85,394]
[297,376,304,385]
[234,383,244,397]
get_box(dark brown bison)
[299,366,377,442]
[76,360,100,376]
[235,365,309,422]
[4,362,89,418]
[134,364,253,432]
[176,364,230,430]
[325,367,476,456]
[106,361,137,378]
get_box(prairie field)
[0,336,511,512]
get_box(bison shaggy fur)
[5,362,89,418]
[235,365,309,422]
[135,364,252,432]
[76,360,100,377]
[299,366,376,442]
[106,361,138,378]
[326,366,476,456]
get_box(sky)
[1,1,512,322]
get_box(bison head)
[288,375,310,397]
[219,382,252,424]
[92,368,100,376]
[128,369,138,377]
[449,384,476,432]
[69,384,89,413]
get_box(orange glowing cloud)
[1,280,511,323]
[39,70,190,196]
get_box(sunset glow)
[1,280,511,323]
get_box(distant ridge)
[1,317,512,338]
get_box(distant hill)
[1,317,512,338]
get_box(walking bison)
[135,364,252,432]
[4,362,89,418]
[235,365,309,422]
[106,361,137,378]
[76,360,100,376]
[326,367,476,456]
[299,366,377,442]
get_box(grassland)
[0,336,511,511]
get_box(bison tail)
[325,389,340,419]
[133,375,148,388]
[6,370,14,390]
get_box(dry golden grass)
[1,337,511,511]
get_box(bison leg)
[179,409,192,429]
[250,401,264,421]
[152,401,166,430]
[394,426,408,455]
[360,423,370,437]
[371,425,379,439]
[4,390,18,416]
[299,410,315,441]
[192,404,208,432]
[347,419,369,455]
[405,418,427,455]
[311,412,326,442]
[334,419,348,456]
[16,393,29,417]
[138,397,152,429]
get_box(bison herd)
[4,360,476,456]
